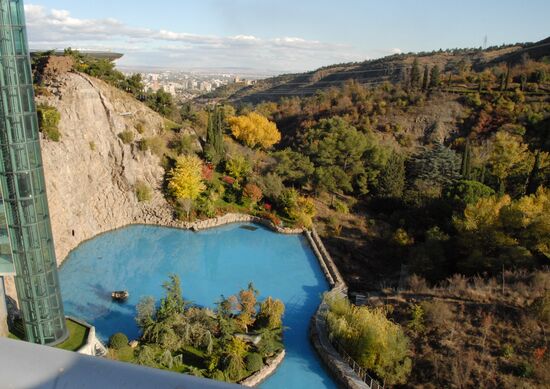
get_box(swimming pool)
[58,223,338,388]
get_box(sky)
[25,0,550,74]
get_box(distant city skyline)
[25,1,550,74]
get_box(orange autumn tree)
[228,112,281,149]
[235,283,258,332]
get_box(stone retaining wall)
[306,228,372,389]
[239,350,286,387]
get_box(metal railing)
[332,339,385,389]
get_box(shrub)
[325,293,412,385]
[333,199,349,214]
[501,344,514,359]
[407,304,425,334]
[118,130,135,144]
[420,300,453,329]
[260,212,281,226]
[407,274,428,293]
[36,104,61,141]
[225,155,251,181]
[516,361,534,378]
[211,370,226,382]
[135,121,145,134]
[135,180,152,202]
[89,141,96,151]
[531,290,550,323]
[243,183,263,204]
[245,352,263,373]
[252,172,284,202]
[109,332,129,350]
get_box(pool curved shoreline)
[58,214,356,388]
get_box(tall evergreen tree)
[460,138,472,179]
[205,106,226,164]
[421,65,430,92]
[376,153,405,198]
[410,59,421,89]
[429,65,440,89]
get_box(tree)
[376,153,405,198]
[168,155,206,218]
[429,65,440,89]
[228,112,281,149]
[223,337,249,381]
[272,149,315,187]
[136,296,156,333]
[421,65,429,92]
[410,58,421,89]
[146,88,175,117]
[205,106,226,164]
[443,179,495,206]
[301,117,369,195]
[235,283,258,333]
[225,155,251,182]
[488,131,530,194]
[158,274,185,319]
[257,297,285,330]
[453,188,550,273]
[460,138,472,179]
[407,143,461,194]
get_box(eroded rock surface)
[37,72,175,265]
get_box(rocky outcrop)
[36,72,175,265]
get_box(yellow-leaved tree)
[168,155,205,219]
[228,112,281,149]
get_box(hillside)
[199,38,550,104]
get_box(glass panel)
[20,85,32,112]
[13,27,25,55]
[16,171,31,197]
[9,0,24,26]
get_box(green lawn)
[8,318,88,352]
[56,319,89,351]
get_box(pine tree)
[429,65,440,89]
[377,153,405,198]
[421,65,429,92]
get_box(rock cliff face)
[36,72,175,265]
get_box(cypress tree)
[429,65,440,89]
[460,139,472,180]
[504,64,510,91]
[410,59,421,89]
[422,65,429,92]
[205,106,226,164]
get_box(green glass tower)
[0,0,67,344]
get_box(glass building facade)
[0,0,67,344]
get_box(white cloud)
[24,4,367,72]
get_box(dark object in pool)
[111,290,129,301]
[240,225,258,231]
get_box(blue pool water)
[58,223,338,389]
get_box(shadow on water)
[87,282,113,303]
